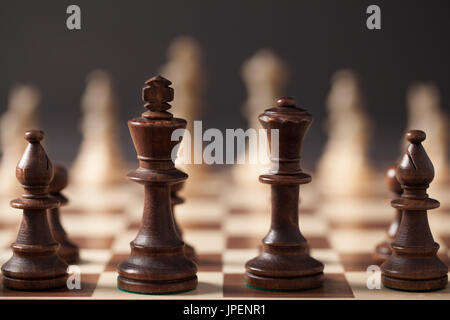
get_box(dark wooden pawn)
[245,97,324,291]
[117,76,197,294]
[171,181,197,262]
[381,130,448,291]
[1,130,68,290]
[373,165,403,262]
[48,165,79,264]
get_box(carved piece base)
[245,252,324,291]
[58,240,80,265]
[382,274,448,292]
[373,240,392,263]
[245,272,324,291]
[117,276,198,294]
[184,243,197,263]
[2,274,67,291]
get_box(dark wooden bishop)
[48,165,79,264]
[1,130,68,290]
[381,130,448,291]
[374,165,403,262]
[117,76,197,294]
[171,181,196,262]
[245,97,324,291]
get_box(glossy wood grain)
[245,97,324,291]
[117,76,197,294]
[374,165,403,262]
[47,165,79,264]
[381,130,448,291]
[1,130,68,290]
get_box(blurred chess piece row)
[316,72,449,201]
[0,70,131,214]
[0,37,448,210]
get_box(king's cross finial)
[142,75,174,119]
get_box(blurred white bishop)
[233,49,288,187]
[71,70,126,188]
[0,85,40,197]
[316,70,376,197]
[406,83,449,187]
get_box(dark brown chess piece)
[374,165,403,262]
[1,130,68,290]
[171,181,197,262]
[47,165,80,264]
[245,97,324,291]
[381,130,448,291]
[117,76,197,294]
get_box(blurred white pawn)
[70,70,126,189]
[316,70,376,197]
[0,85,40,198]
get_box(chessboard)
[0,170,449,300]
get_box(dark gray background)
[0,0,449,170]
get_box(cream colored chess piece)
[159,36,225,199]
[316,70,376,197]
[406,83,449,188]
[71,70,126,189]
[0,85,40,197]
[241,49,287,132]
[160,36,205,176]
[225,50,289,209]
[233,49,288,187]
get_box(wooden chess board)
[0,170,449,300]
